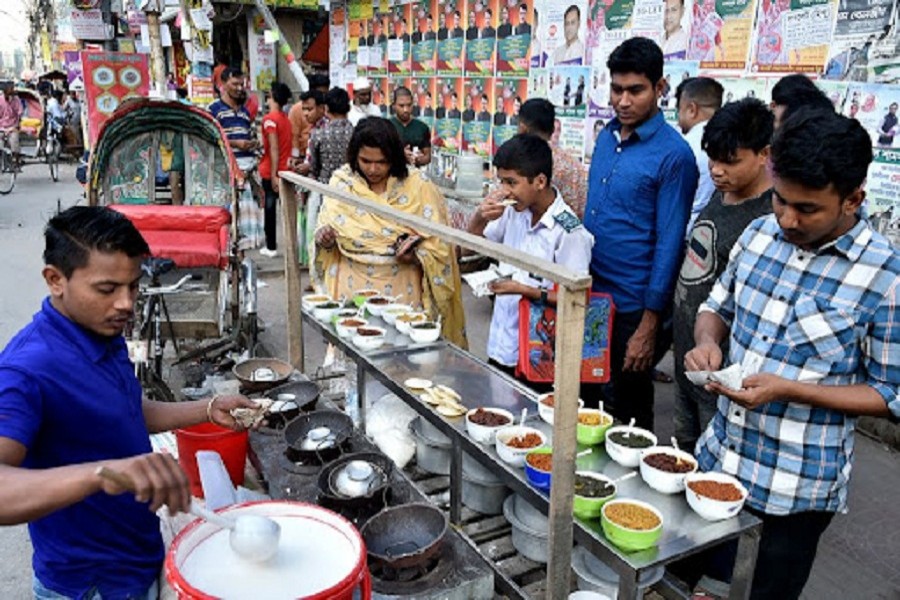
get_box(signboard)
[248,11,276,91]
[71,8,112,40]
[82,52,150,145]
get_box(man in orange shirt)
[288,74,330,167]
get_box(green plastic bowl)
[572,471,616,520]
[576,409,614,446]
[600,499,663,551]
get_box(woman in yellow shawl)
[312,117,467,348]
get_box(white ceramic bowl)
[465,408,514,444]
[395,311,428,335]
[381,303,414,325]
[364,296,393,317]
[351,326,386,350]
[331,307,359,323]
[684,472,748,521]
[335,316,368,339]
[312,302,342,322]
[495,426,548,467]
[639,446,698,494]
[301,293,332,311]
[408,321,441,344]
[604,425,658,468]
[535,393,585,425]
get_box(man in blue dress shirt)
[583,37,698,428]
[0,207,254,599]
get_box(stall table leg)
[728,524,761,600]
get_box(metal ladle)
[96,467,281,562]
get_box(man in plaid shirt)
[684,108,899,598]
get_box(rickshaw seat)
[111,205,231,269]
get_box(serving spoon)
[96,466,281,562]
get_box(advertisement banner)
[82,52,150,145]
[188,75,215,106]
[866,148,900,247]
[462,77,494,158]
[64,51,85,88]
[823,0,893,81]
[71,8,111,40]
[685,0,758,71]
[750,0,838,74]
[248,11,276,91]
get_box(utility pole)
[141,0,167,97]
[251,0,309,92]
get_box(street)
[0,165,897,599]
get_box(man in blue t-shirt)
[0,207,253,599]
[209,67,259,173]
[583,37,698,429]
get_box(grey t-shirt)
[673,189,774,401]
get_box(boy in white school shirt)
[468,134,594,388]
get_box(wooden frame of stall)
[279,171,588,596]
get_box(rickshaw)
[87,98,259,400]
[16,87,63,181]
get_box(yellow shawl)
[312,165,467,348]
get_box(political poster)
[82,51,149,145]
[365,13,389,74]
[409,76,437,130]
[387,4,412,74]
[248,11,276,91]
[866,148,900,247]
[492,78,527,153]
[369,76,390,116]
[662,0,692,60]
[660,59,699,121]
[64,51,84,89]
[464,0,498,76]
[542,0,588,67]
[436,0,466,75]
[557,117,587,161]
[750,0,838,74]
[824,0,894,82]
[434,76,464,150]
[496,0,533,75]
[815,79,850,111]
[843,83,900,148]
[411,0,438,73]
[548,65,590,118]
[685,0,758,71]
[585,108,614,160]
[462,77,494,158]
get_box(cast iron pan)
[360,503,448,570]
[317,452,393,509]
[262,379,320,429]
[283,410,353,463]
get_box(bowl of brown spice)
[684,472,748,521]
[600,499,663,551]
[495,426,547,467]
[639,446,698,494]
[466,407,514,444]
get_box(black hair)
[270,82,292,107]
[565,5,580,19]
[607,37,663,85]
[222,66,244,81]
[771,107,873,199]
[300,89,326,104]
[51,89,64,102]
[176,87,188,100]
[702,98,774,162]
[308,73,331,90]
[493,134,553,182]
[325,87,351,115]
[392,86,413,103]
[518,98,555,137]
[675,76,723,110]
[45,207,149,278]
[348,117,409,181]
[770,73,833,122]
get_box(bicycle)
[0,130,16,195]
[127,257,203,402]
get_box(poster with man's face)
[542,0,587,66]
[434,76,463,150]
[462,77,494,158]
[412,0,438,74]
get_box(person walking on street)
[0,206,254,600]
[259,83,294,258]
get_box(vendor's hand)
[489,279,527,296]
[707,373,789,410]
[404,146,416,165]
[623,324,656,372]
[101,452,191,514]
[208,394,258,431]
[684,342,723,372]
[315,225,337,249]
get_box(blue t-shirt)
[0,298,162,598]
[584,111,699,314]
[209,99,254,160]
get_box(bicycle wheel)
[47,137,59,182]
[0,150,15,195]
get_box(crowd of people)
[0,32,895,600]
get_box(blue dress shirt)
[584,111,699,313]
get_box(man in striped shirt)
[684,107,899,599]
[209,67,258,173]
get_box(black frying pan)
[360,503,448,570]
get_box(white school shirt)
[483,189,594,366]
[684,119,714,237]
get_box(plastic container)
[176,423,249,498]
[456,153,484,194]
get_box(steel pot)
[410,417,451,475]
[462,453,501,485]
[571,545,664,595]
[462,476,509,515]
[503,495,548,563]
[360,503,448,570]
[283,410,353,463]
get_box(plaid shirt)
[696,215,899,515]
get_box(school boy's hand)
[489,279,527,296]
[477,189,508,222]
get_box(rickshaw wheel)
[0,150,15,195]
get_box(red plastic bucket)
[175,423,248,498]
[165,501,371,599]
